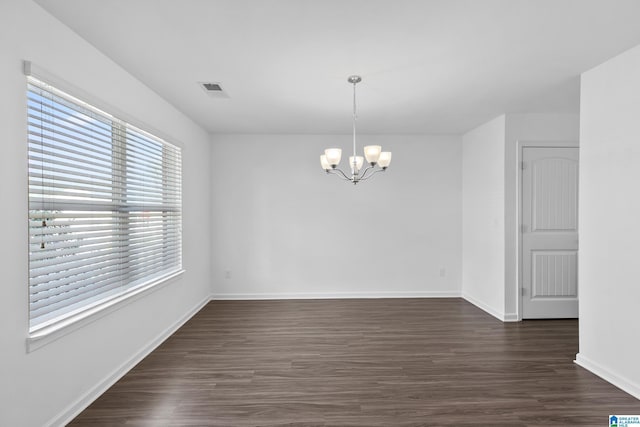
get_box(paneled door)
[522,146,579,318]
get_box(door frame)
[516,140,579,320]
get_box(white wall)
[461,115,506,319]
[504,114,580,318]
[0,1,212,425]
[210,134,462,298]
[576,43,640,399]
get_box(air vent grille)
[202,82,222,91]
[198,81,229,98]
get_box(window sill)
[26,269,185,353]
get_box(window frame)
[25,63,184,351]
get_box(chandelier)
[320,75,392,184]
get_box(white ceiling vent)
[198,82,229,98]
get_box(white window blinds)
[27,77,182,332]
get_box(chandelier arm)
[358,168,385,181]
[357,165,376,180]
[328,168,353,181]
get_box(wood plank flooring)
[69,298,640,426]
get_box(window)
[27,77,182,334]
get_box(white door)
[522,146,579,319]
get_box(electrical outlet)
[439,268,446,277]
[224,270,232,279]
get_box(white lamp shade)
[378,151,392,168]
[320,154,331,170]
[349,155,364,173]
[325,148,342,166]
[363,145,382,164]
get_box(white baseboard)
[462,292,510,322]
[213,292,520,323]
[575,353,640,400]
[48,295,211,427]
[503,312,520,322]
[211,291,461,300]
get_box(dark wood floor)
[70,298,640,426]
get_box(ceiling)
[35,0,640,135]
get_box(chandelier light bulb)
[349,156,364,174]
[378,152,392,168]
[320,154,331,171]
[324,148,342,166]
[363,145,382,165]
